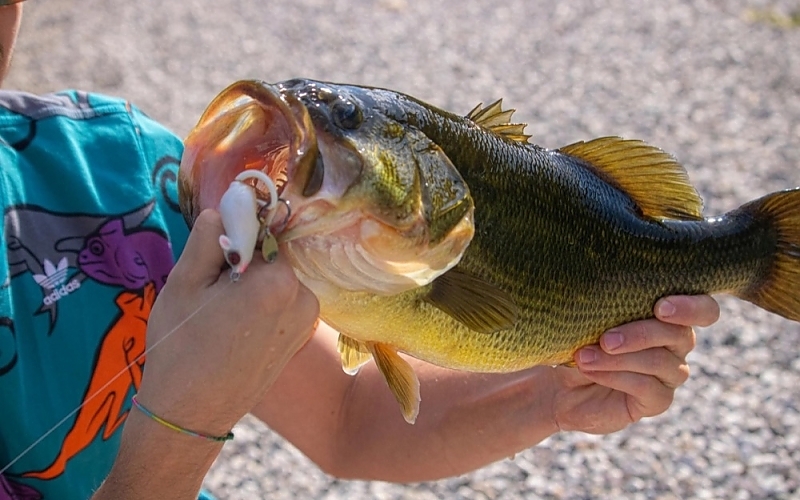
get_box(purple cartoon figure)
[78,219,173,292]
[0,474,41,500]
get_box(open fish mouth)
[179,78,475,296]
[178,80,319,227]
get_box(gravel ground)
[6,0,800,498]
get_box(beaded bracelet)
[131,395,234,442]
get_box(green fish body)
[179,79,800,423]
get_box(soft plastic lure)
[218,170,280,280]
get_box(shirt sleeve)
[127,105,190,261]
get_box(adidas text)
[43,279,81,305]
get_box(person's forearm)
[330,361,560,482]
[92,408,224,499]
[256,326,561,483]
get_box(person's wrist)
[124,401,227,451]
[543,366,566,435]
[130,394,235,442]
[134,384,242,439]
[95,402,225,499]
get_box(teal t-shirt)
[0,90,212,499]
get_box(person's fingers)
[578,370,675,421]
[233,251,302,308]
[169,209,227,287]
[575,345,690,389]
[654,295,720,327]
[595,318,697,359]
[553,364,593,389]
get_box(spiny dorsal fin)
[425,267,518,334]
[337,333,373,375]
[559,137,704,221]
[467,99,531,143]
[368,342,421,424]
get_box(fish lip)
[178,79,318,225]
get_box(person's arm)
[93,209,319,499]
[253,295,718,482]
[0,2,23,87]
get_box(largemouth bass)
[179,79,800,424]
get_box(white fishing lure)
[218,170,279,280]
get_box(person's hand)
[136,209,319,436]
[550,295,719,434]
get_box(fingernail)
[578,347,597,364]
[657,299,676,318]
[603,331,624,351]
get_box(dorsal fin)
[559,137,704,220]
[467,99,531,143]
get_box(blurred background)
[6,0,800,498]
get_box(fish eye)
[332,100,363,130]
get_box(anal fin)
[368,342,421,424]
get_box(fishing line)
[0,279,236,475]
[3,172,282,474]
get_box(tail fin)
[738,188,800,321]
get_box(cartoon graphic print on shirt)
[78,218,172,292]
[0,473,41,500]
[1,88,187,496]
[1,202,175,480]
[23,283,158,481]
[0,318,16,377]
[2,203,158,333]
[0,91,102,153]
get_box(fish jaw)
[276,79,476,294]
[278,126,475,295]
[179,78,475,296]
[178,80,318,227]
[284,208,474,297]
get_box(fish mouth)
[179,79,474,296]
[178,80,318,226]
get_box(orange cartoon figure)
[24,283,156,480]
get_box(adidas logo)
[33,258,81,305]
[33,257,69,289]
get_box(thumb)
[170,209,228,286]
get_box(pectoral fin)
[368,342,421,424]
[337,333,373,375]
[424,267,518,333]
